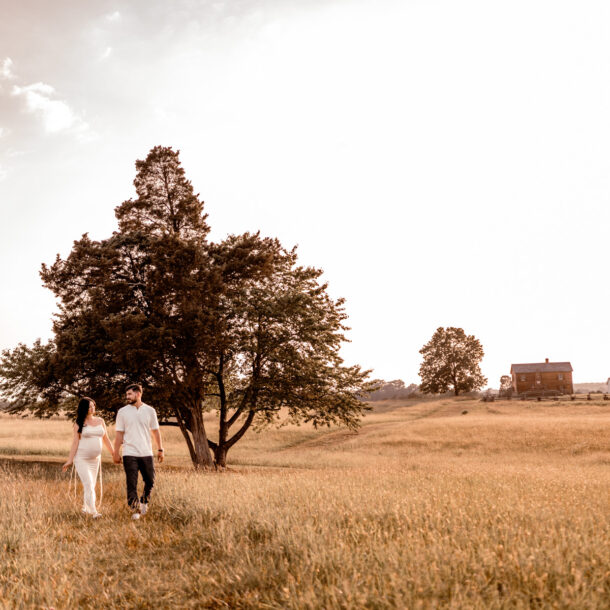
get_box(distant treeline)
[573,383,609,394]
[365,380,609,402]
[367,380,420,401]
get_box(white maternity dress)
[74,424,103,514]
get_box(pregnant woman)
[62,397,114,517]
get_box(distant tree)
[499,375,513,397]
[366,380,419,401]
[418,327,487,396]
[0,146,374,469]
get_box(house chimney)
[545,358,549,364]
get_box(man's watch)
[158,448,164,452]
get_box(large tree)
[418,327,487,396]
[0,146,374,468]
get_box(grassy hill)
[1,397,609,608]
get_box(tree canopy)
[0,146,374,468]
[418,327,487,396]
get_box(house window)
[520,375,526,381]
[557,373,563,380]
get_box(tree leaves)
[0,146,374,468]
[419,327,487,396]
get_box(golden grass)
[1,397,609,608]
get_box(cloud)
[0,57,14,80]
[100,46,113,60]
[11,82,89,134]
[105,11,121,22]
[0,126,7,138]
[0,164,7,182]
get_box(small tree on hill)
[418,327,487,396]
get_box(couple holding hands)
[62,384,164,520]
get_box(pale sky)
[1,0,609,387]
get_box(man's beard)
[128,397,137,404]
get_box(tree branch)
[226,405,245,428]
[173,407,196,463]
[225,409,255,450]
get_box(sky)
[1,0,609,387]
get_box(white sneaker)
[131,512,141,520]
[139,502,148,516]
[92,513,102,519]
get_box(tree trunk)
[212,410,256,469]
[214,445,228,469]
[216,409,256,468]
[452,368,459,396]
[174,407,197,464]
[189,408,215,469]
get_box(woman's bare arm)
[100,419,114,454]
[62,425,80,471]
[113,431,124,463]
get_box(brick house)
[510,359,573,395]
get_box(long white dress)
[74,424,103,514]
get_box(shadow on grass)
[0,446,63,457]
[0,456,65,481]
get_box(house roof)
[511,362,573,373]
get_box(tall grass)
[0,398,609,608]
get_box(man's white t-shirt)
[115,403,159,457]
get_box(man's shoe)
[139,502,148,516]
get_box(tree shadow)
[0,457,64,481]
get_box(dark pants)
[123,456,155,509]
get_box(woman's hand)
[62,460,73,472]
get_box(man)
[113,383,164,520]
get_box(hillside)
[1,395,610,468]
[1,397,609,608]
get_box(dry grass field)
[0,397,609,609]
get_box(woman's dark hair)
[75,397,94,434]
